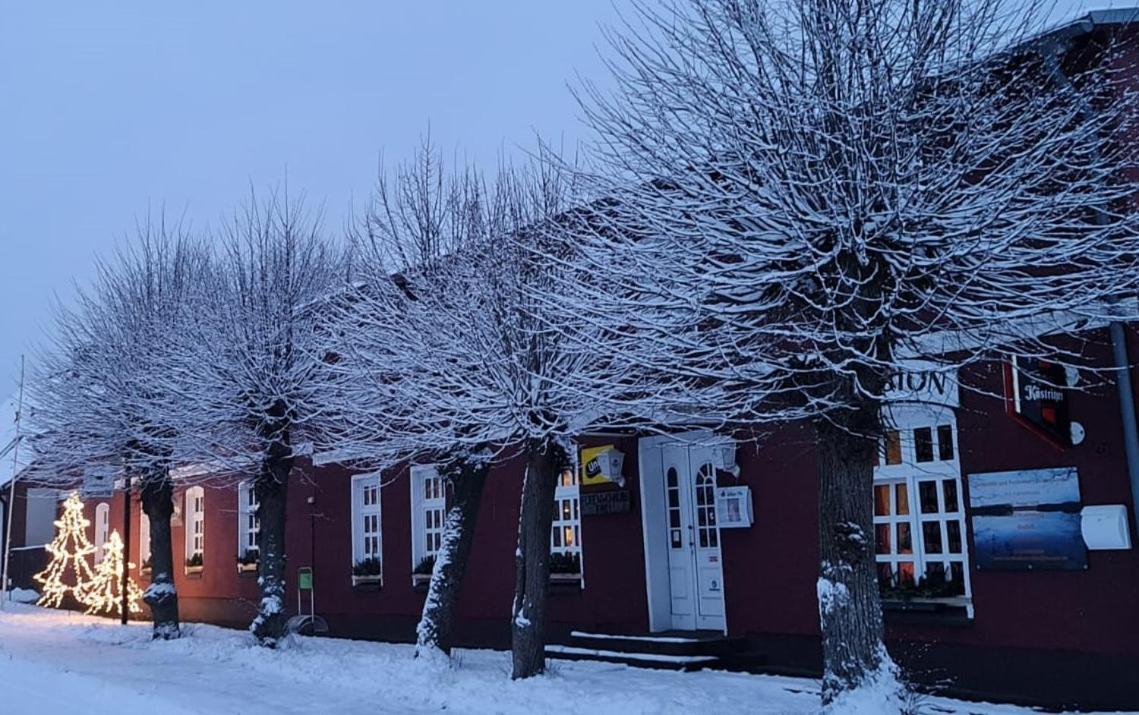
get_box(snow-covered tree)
[322,145,498,664]
[327,145,624,678]
[180,192,341,647]
[560,0,1139,704]
[27,223,207,639]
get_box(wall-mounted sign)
[581,490,631,516]
[1008,357,1072,446]
[715,486,753,528]
[968,466,1086,570]
[885,362,959,407]
[581,444,625,487]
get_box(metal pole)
[120,472,131,625]
[1,356,26,609]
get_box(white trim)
[139,511,151,568]
[876,404,973,616]
[184,486,205,565]
[350,472,383,584]
[94,502,110,564]
[236,482,259,561]
[409,465,445,571]
[638,430,733,635]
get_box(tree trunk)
[415,458,490,663]
[510,439,566,680]
[140,471,180,640]
[815,417,892,705]
[251,442,293,647]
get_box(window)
[351,473,383,581]
[185,486,205,565]
[139,511,151,569]
[94,502,110,564]
[410,466,446,571]
[237,482,259,562]
[875,405,971,607]
[551,466,582,560]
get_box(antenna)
[1,355,26,609]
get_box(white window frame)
[351,472,383,582]
[237,481,260,562]
[409,465,446,573]
[550,463,583,574]
[94,502,110,564]
[875,404,972,614]
[185,486,205,564]
[139,510,151,569]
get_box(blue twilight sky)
[0,1,1123,394]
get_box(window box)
[549,572,583,594]
[882,598,972,627]
[185,553,204,576]
[236,549,260,575]
[351,574,382,589]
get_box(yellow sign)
[581,444,617,486]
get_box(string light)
[34,491,97,608]
[83,530,143,617]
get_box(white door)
[662,443,726,631]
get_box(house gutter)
[1040,33,1139,534]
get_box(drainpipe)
[1043,42,1139,533]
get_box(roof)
[1033,7,1139,47]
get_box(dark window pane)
[925,561,945,579]
[898,562,915,585]
[947,520,962,553]
[914,427,934,463]
[709,530,718,548]
[937,425,955,461]
[922,522,943,554]
[874,485,890,516]
[875,524,891,554]
[919,481,940,513]
[877,563,894,587]
[669,510,680,528]
[699,531,708,548]
[895,483,909,516]
[950,562,965,588]
[943,480,959,513]
[885,431,902,465]
[667,468,678,489]
[898,523,913,554]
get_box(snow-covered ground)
[0,604,1117,714]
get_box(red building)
[57,324,1139,712]
[7,11,1138,713]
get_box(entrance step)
[546,630,761,672]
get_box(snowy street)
[0,604,1103,715]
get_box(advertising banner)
[968,466,1086,571]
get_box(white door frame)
[638,430,733,633]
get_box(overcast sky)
[0,1,1123,396]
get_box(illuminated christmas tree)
[34,491,97,608]
[83,529,143,616]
